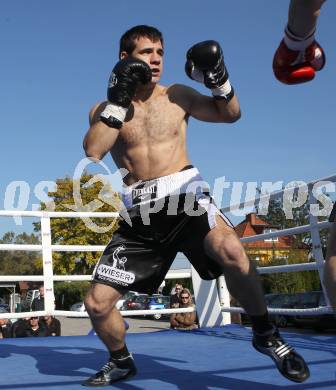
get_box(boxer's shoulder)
[89,101,108,125]
[166,83,201,110]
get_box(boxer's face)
[121,36,164,83]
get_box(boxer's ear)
[120,51,128,60]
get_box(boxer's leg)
[324,204,336,312]
[203,219,268,317]
[83,284,136,386]
[85,284,125,351]
[203,215,309,383]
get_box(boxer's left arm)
[183,40,241,123]
[175,84,240,123]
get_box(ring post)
[308,189,330,306]
[191,266,229,327]
[41,215,55,314]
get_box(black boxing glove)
[185,40,234,101]
[100,58,152,129]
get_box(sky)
[0,0,335,236]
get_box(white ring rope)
[0,271,192,283]
[222,306,333,316]
[0,307,195,320]
[0,222,331,253]
[221,173,336,213]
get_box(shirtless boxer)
[273,0,326,84]
[82,25,309,386]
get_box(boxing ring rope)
[219,174,335,318]
[0,174,335,324]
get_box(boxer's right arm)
[83,102,120,161]
[100,58,152,128]
[83,58,151,161]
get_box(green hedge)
[54,281,91,310]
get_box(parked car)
[0,303,10,312]
[266,293,298,328]
[70,301,86,312]
[145,295,171,320]
[121,294,148,312]
[0,306,18,324]
[69,291,138,312]
[240,293,298,327]
[116,291,142,310]
[237,293,289,326]
[290,291,336,331]
[260,291,335,331]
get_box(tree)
[257,197,323,293]
[261,195,329,252]
[54,281,91,309]
[261,198,310,247]
[259,251,321,295]
[33,172,121,275]
[0,232,42,275]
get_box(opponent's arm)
[184,40,241,123]
[83,58,152,161]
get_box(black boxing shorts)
[91,166,233,294]
[329,202,336,223]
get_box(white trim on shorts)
[121,167,233,230]
[122,168,207,209]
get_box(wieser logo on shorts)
[96,245,135,286]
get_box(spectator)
[12,318,30,338]
[0,318,13,338]
[31,286,45,312]
[170,288,197,330]
[23,317,48,337]
[170,283,183,308]
[42,316,61,336]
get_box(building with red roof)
[235,213,309,264]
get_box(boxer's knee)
[85,284,121,318]
[207,233,251,275]
[222,241,250,275]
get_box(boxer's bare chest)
[120,93,186,146]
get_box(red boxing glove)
[273,36,326,85]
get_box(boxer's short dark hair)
[119,25,163,58]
